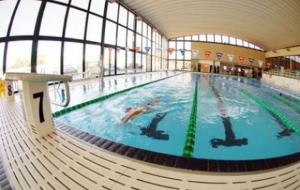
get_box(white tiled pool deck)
[1,72,300,190]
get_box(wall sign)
[167,48,175,55]
[248,58,255,65]
[239,56,245,63]
[192,50,199,58]
[216,52,223,60]
[227,54,235,62]
[179,49,185,56]
[144,47,151,54]
[204,51,211,58]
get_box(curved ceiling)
[121,0,300,51]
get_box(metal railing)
[264,69,300,80]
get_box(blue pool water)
[57,73,300,160]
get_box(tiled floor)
[1,72,300,190]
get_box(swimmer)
[121,96,159,124]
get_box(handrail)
[264,70,300,80]
[4,72,72,107]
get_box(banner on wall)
[248,58,255,65]
[239,56,245,63]
[258,60,263,68]
[144,47,151,54]
[116,47,121,53]
[192,49,199,58]
[204,51,211,58]
[167,48,175,55]
[227,54,235,62]
[179,49,185,56]
[215,52,223,60]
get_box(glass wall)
[168,34,264,70]
[0,0,167,78]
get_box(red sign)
[266,62,272,68]
[239,56,245,63]
[204,51,211,58]
[167,48,175,55]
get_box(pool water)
[57,73,300,160]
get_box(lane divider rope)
[182,76,199,157]
[53,72,184,118]
[240,89,300,135]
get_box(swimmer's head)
[125,107,133,112]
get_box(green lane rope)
[52,73,184,118]
[240,89,300,135]
[182,78,199,157]
[271,94,300,114]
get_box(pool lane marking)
[240,89,300,136]
[271,93,300,115]
[52,72,185,118]
[182,75,199,157]
[206,77,248,148]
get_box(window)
[215,35,222,43]
[136,20,142,34]
[117,49,125,74]
[142,37,147,53]
[117,26,126,47]
[249,43,255,48]
[207,34,214,42]
[85,44,100,75]
[65,8,86,39]
[6,41,32,73]
[10,0,41,36]
[143,22,147,36]
[147,26,151,39]
[222,35,229,43]
[127,30,134,48]
[176,41,183,60]
[184,36,191,41]
[192,35,198,41]
[71,0,89,10]
[136,34,142,50]
[236,39,243,46]
[0,1,17,37]
[37,41,61,74]
[107,2,118,21]
[199,34,206,41]
[168,60,175,70]
[0,43,4,77]
[169,41,175,59]
[90,0,105,15]
[128,12,135,30]
[243,41,249,47]
[104,47,115,75]
[142,54,147,72]
[40,3,66,37]
[229,37,236,45]
[104,21,117,45]
[118,6,127,26]
[64,42,83,75]
[87,15,102,42]
[127,50,134,73]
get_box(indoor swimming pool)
[55,73,300,161]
